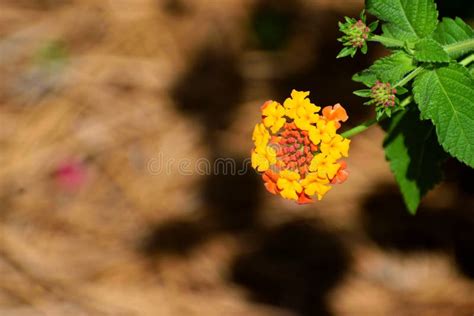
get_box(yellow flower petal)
[308,153,340,179]
[277,170,302,200]
[262,101,286,133]
[301,173,331,200]
[308,125,321,145]
[320,135,351,160]
[318,120,336,143]
[251,146,277,172]
[251,150,269,172]
[252,123,270,148]
[283,90,320,120]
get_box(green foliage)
[432,17,474,58]
[413,64,474,167]
[337,46,357,59]
[414,38,450,62]
[366,0,438,44]
[353,51,416,86]
[383,109,446,213]
[337,0,474,212]
[337,12,376,58]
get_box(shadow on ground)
[360,178,474,279]
[171,45,244,138]
[138,156,351,316]
[231,220,350,316]
[138,157,263,258]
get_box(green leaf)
[469,64,474,77]
[414,38,450,62]
[353,89,372,97]
[369,21,379,32]
[367,0,438,43]
[353,51,416,86]
[413,64,474,167]
[432,17,473,59]
[396,86,409,95]
[353,71,377,87]
[376,107,385,120]
[337,46,356,58]
[361,42,368,54]
[384,108,446,213]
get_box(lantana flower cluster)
[251,90,351,204]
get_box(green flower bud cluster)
[337,11,378,58]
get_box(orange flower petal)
[262,170,279,194]
[271,135,281,143]
[297,192,314,204]
[322,103,348,129]
[287,122,297,130]
[331,161,349,184]
[261,100,273,111]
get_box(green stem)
[399,95,413,107]
[368,35,404,47]
[393,67,423,88]
[369,34,474,57]
[444,38,474,56]
[341,118,378,138]
[341,96,413,139]
[460,53,474,67]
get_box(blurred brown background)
[1,0,474,315]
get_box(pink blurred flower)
[54,159,88,191]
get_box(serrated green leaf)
[413,64,474,167]
[384,108,446,213]
[414,38,450,62]
[367,0,438,44]
[353,72,377,87]
[432,17,473,44]
[353,51,416,86]
[432,17,474,59]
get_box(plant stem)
[368,34,404,47]
[444,38,474,56]
[369,34,474,57]
[393,67,423,88]
[341,118,378,138]
[460,53,474,67]
[399,95,413,107]
[341,96,413,138]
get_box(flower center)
[349,20,370,48]
[371,80,397,107]
[272,123,316,177]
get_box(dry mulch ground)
[1,1,473,315]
